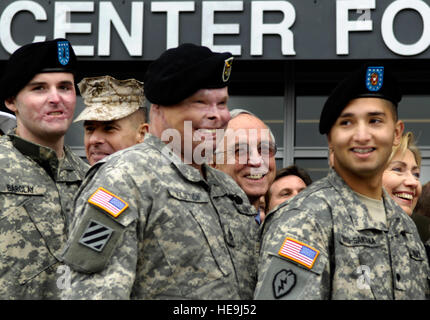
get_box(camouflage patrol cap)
[319,63,401,135]
[0,38,77,114]
[144,43,233,106]
[74,75,145,122]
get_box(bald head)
[215,112,276,210]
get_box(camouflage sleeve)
[61,164,142,300]
[426,238,430,259]
[426,239,430,299]
[254,206,332,300]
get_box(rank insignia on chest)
[88,187,128,218]
[278,237,320,269]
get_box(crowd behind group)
[0,38,428,300]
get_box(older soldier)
[255,64,430,299]
[214,108,276,223]
[74,76,148,165]
[62,43,259,299]
[0,39,89,299]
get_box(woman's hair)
[388,131,421,167]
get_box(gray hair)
[229,108,276,144]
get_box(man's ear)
[326,132,332,151]
[326,133,336,168]
[136,123,149,143]
[4,97,17,113]
[393,120,404,147]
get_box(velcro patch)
[79,220,114,252]
[88,187,128,218]
[273,269,296,299]
[278,237,320,269]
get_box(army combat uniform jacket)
[254,169,430,300]
[62,134,259,299]
[0,133,89,299]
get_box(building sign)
[0,0,429,60]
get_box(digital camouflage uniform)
[426,239,430,266]
[62,134,259,299]
[0,133,89,299]
[254,168,430,300]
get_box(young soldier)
[0,39,89,299]
[254,64,430,300]
[61,44,259,299]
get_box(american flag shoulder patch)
[278,237,320,269]
[88,187,129,218]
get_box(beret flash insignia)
[222,57,234,82]
[57,40,70,66]
[366,66,384,92]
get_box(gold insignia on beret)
[222,57,234,82]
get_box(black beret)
[319,63,401,135]
[0,38,77,114]
[144,43,233,106]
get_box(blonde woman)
[383,132,422,216]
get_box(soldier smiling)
[0,39,89,299]
[61,44,259,300]
[255,63,430,300]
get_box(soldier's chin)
[90,153,109,164]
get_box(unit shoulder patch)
[79,219,114,252]
[278,237,320,269]
[272,269,296,299]
[88,187,129,218]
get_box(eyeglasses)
[216,141,277,161]
[234,141,277,157]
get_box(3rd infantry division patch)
[79,219,114,252]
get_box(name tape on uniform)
[88,187,128,218]
[278,237,320,269]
